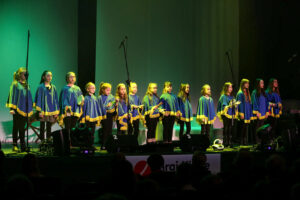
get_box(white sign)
[126,153,221,174]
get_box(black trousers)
[240,122,249,145]
[86,121,96,146]
[116,120,126,135]
[128,119,140,138]
[64,116,78,146]
[101,112,114,147]
[64,116,78,131]
[12,112,27,146]
[222,116,234,146]
[268,117,278,139]
[162,116,175,142]
[201,124,211,140]
[178,120,191,139]
[145,115,159,139]
[254,119,265,144]
[40,121,52,141]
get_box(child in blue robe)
[59,72,84,144]
[6,68,33,151]
[115,83,131,134]
[34,71,59,142]
[196,84,216,141]
[266,79,282,118]
[236,79,254,145]
[251,79,269,144]
[266,78,282,138]
[98,82,116,150]
[128,82,143,139]
[217,82,237,147]
[81,82,105,147]
[177,83,193,140]
[142,83,162,144]
[160,81,181,143]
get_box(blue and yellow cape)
[160,93,181,117]
[251,90,269,120]
[217,94,238,121]
[34,83,59,116]
[129,94,142,120]
[236,91,255,123]
[196,96,216,124]
[80,94,105,126]
[267,92,282,118]
[58,85,83,125]
[6,82,33,117]
[177,96,193,122]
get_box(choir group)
[6,68,282,152]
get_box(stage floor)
[1,142,257,157]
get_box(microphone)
[119,36,128,49]
[225,49,232,55]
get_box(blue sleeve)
[174,95,180,112]
[236,92,245,114]
[251,91,259,113]
[54,86,60,111]
[34,86,44,111]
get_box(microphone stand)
[25,30,31,152]
[225,51,237,88]
[226,51,237,128]
[119,37,131,135]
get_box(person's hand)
[54,114,58,118]
[240,115,244,120]
[107,102,112,107]
[39,113,44,118]
[81,96,85,105]
[66,108,71,116]
[176,112,180,117]
[10,110,15,115]
[201,118,207,124]
[256,113,260,118]
[164,112,169,117]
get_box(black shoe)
[89,145,96,150]
[20,143,27,152]
[12,145,19,152]
[100,146,106,150]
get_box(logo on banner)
[134,160,151,176]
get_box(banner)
[126,154,221,176]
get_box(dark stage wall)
[95,0,239,118]
[239,0,300,100]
